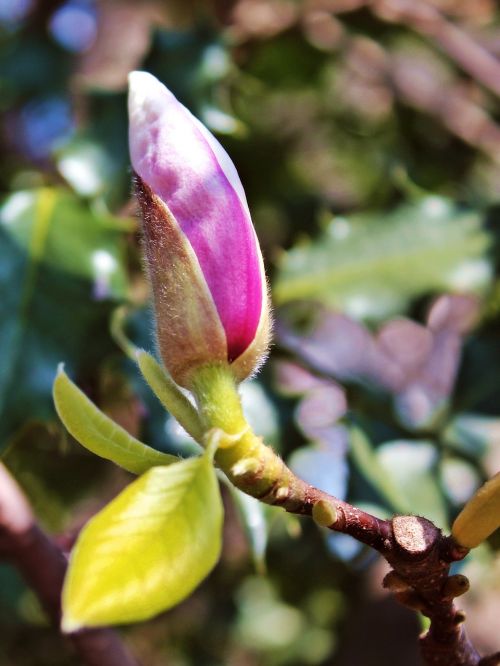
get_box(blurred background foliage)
[0,0,500,664]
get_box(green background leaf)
[62,453,223,629]
[0,188,128,449]
[376,440,448,529]
[348,427,410,514]
[2,422,106,532]
[274,197,492,321]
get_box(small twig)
[0,463,140,666]
[371,0,500,98]
[260,479,487,664]
[216,433,496,665]
[386,518,480,666]
[324,28,500,160]
[389,54,500,162]
[191,364,498,664]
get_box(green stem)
[190,366,486,666]
[137,351,204,443]
[190,364,309,508]
[190,364,391,553]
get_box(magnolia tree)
[2,72,499,666]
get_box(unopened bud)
[128,72,271,388]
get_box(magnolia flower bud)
[128,71,270,388]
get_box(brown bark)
[223,446,496,665]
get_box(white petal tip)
[128,70,154,88]
[61,615,83,634]
[128,71,172,105]
[128,71,155,107]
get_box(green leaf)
[136,351,204,444]
[274,197,492,321]
[0,187,128,448]
[348,427,410,514]
[376,440,448,529]
[351,431,448,528]
[443,413,499,458]
[53,367,176,474]
[62,451,223,629]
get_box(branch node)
[312,499,338,528]
[392,515,439,559]
[394,590,427,612]
[230,457,261,478]
[440,535,470,563]
[275,486,290,502]
[383,570,411,593]
[442,574,470,599]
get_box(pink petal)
[128,71,264,361]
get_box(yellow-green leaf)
[62,452,223,630]
[452,473,500,549]
[53,367,175,474]
[136,350,204,443]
